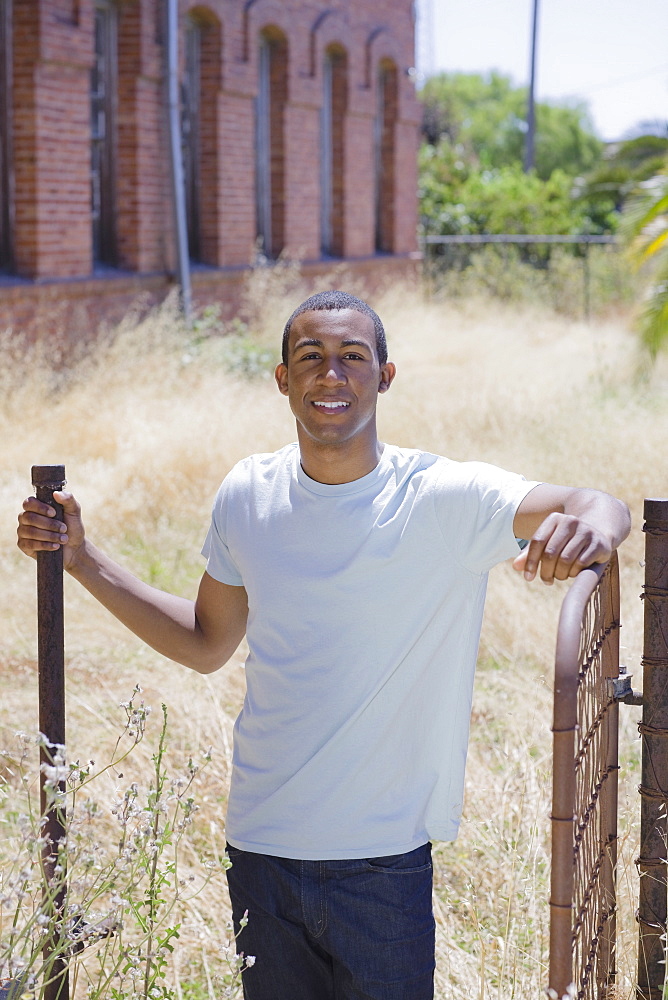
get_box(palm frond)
[637,262,668,359]
[621,162,668,356]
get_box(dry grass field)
[1,271,667,998]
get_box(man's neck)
[298,436,385,485]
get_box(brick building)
[0,0,421,336]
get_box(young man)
[17,290,630,1000]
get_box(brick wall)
[1,0,421,334]
[12,1,94,278]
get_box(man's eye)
[343,353,364,360]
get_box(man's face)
[274,309,395,448]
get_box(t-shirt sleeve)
[201,477,244,586]
[433,460,541,575]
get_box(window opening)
[255,31,287,259]
[320,54,333,255]
[320,47,346,257]
[374,62,397,253]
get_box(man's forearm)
[18,491,245,668]
[68,540,213,671]
[561,488,631,550]
[513,483,631,583]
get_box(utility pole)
[524,0,539,172]
[414,0,435,82]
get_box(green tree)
[578,133,668,231]
[419,147,587,238]
[420,71,602,181]
[418,71,607,241]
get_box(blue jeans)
[225,842,435,1000]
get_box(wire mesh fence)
[549,553,621,999]
[418,234,626,320]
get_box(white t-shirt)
[202,443,539,860]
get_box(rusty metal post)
[31,465,69,1000]
[637,498,668,1000]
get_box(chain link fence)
[419,234,629,320]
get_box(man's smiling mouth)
[312,401,351,410]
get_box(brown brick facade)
[0,0,420,335]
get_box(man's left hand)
[512,484,630,585]
[513,512,614,585]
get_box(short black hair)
[282,290,387,366]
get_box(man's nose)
[319,364,346,383]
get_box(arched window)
[255,29,287,258]
[320,45,347,257]
[91,0,118,266]
[374,59,398,253]
[0,0,13,271]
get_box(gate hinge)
[609,665,643,705]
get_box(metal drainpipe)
[165,0,192,321]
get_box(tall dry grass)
[1,270,667,998]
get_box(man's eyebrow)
[341,339,372,351]
[291,337,372,353]
[292,337,324,353]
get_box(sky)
[414,0,668,142]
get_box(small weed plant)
[0,688,251,1000]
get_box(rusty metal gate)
[549,553,621,999]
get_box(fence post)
[637,498,668,1000]
[31,465,69,1000]
[582,241,591,322]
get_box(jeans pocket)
[224,843,245,861]
[365,843,432,874]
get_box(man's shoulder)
[383,446,526,494]
[226,442,298,480]
[382,443,444,471]
[382,445,493,479]
[212,444,297,507]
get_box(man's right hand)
[17,491,85,571]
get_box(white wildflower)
[41,764,69,785]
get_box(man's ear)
[378,362,396,394]
[275,363,289,396]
